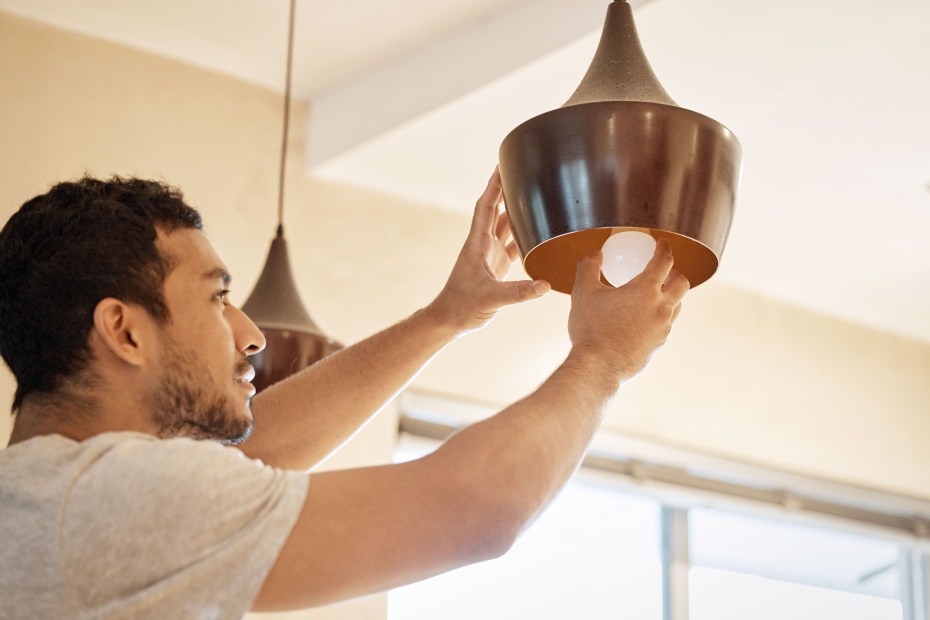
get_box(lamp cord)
[276,0,297,238]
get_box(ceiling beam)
[307,0,651,169]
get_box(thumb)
[572,252,604,296]
[499,279,550,305]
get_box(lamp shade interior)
[523,227,719,294]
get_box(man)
[0,171,688,618]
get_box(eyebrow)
[202,267,232,286]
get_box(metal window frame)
[901,551,930,620]
[661,507,690,620]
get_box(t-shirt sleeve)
[59,435,309,619]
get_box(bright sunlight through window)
[389,443,662,619]
[389,435,917,619]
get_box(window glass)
[389,440,663,619]
[689,507,904,620]
[690,567,903,620]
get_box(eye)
[215,289,231,305]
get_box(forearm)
[425,347,619,539]
[239,304,459,470]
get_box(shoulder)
[81,432,268,479]
[67,432,308,516]
[55,434,309,614]
[60,434,308,591]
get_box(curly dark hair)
[0,176,203,412]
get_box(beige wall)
[2,7,930,618]
[413,281,930,499]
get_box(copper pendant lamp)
[242,0,343,392]
[499,0,742,293]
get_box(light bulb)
[601,231,656,287]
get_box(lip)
[239,382,257,399]
[236,368,257,398]
[237,366,256,384]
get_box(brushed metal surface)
[564,0,675,107]
[248,328,343,393]
[500,101,741,293]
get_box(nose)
[231,305,266,355]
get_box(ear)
[91,298,156,367]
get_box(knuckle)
[657,301,675,322]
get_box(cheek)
[209,319,238,354]
[182,314,237,354]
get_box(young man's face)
[147,227,265,443]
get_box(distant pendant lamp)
[499,0,742,293]
[242,0,343,392]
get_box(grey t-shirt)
[0,431,309,619]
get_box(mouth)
[236,366,257,396]
[238,366,256,384]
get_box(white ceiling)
[2,0,928,343]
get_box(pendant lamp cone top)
[564,0,674,107]
[242,225,327,335]
[499,0,742,294]
[241,226,343,392]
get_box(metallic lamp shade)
[499,0,742,294]
[241,230,343,392]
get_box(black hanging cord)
[276,0,297,238]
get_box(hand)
[429,168,550,335]
[568,239,690,384]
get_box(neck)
[8,388,154,446]
[7,389,90,445]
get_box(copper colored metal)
[247,329,342,393]
[241,228,343,392]
[499,0,741,293]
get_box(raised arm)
[238,170,550,470]
[252,241,690,611]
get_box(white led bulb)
[601,231,656,287]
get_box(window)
[689,507,904,620]
[389,458,664,619]
[392,397,929,619]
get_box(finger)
[490,244,515,277]
[639,238,675,286]
[670,301,683,324]
[470,169,503,236]
[504,239,520,263]
[572,252,604,296]
[500,279,550,305]
[499,225,514,252]
[662,269,690,304]
[495,209,512,240]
